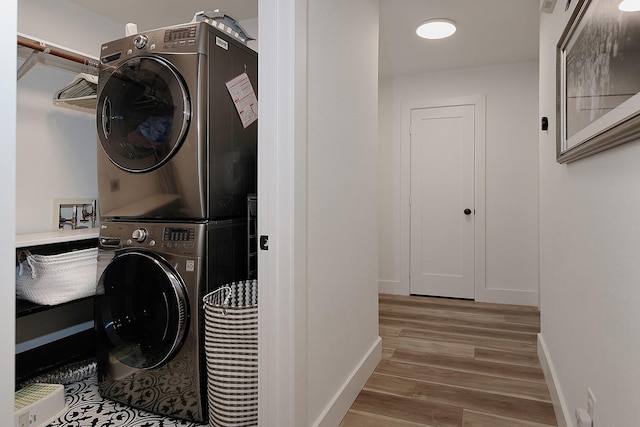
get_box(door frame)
[257,0,309,425]
[400,95,486,297]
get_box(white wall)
[17,0,123,234]
[379,62,540,305]
[538,5,640,427]
[1,0,17,422]
[306,0,381,425]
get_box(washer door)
[97,55,191,173]
[96,251,188,369]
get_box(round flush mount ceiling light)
[619,0,640,11]
[416,19,457,40]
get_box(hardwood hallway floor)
[340,294,557,427]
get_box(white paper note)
[226,72,258,129]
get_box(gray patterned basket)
[15,247,98,305]
[203,280,258,427]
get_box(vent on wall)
[541,0,558,13]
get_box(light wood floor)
[340,294,557,427]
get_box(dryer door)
[97,56,191,173]
[96,251,188,369]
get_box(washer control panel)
[99,221,204,254]
[162,227,196,249]
[164,227,195,242]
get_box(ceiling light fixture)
[416,19,457,40]
[619,0,640,11]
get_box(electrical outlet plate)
[587,388,596,425]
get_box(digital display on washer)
[164,227,195,242]
[164,26,197,42]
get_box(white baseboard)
[538,333,571,427]
[380,280,538,307]
[312,336,382,427]
[475,287,539,307]
[378,279,402,294]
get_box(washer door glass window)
[97,252,188,369]
[97,56,191,173]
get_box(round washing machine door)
[96,251,189,369]
[97,55,191,173]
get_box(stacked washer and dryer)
[93,19,257,423]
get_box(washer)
[96,22,257,221]
[94,220,245,423]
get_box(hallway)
[341,294,557,426]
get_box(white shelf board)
[17,228,99,248]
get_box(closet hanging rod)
[18,38,101,70]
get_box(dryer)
[94,220,245,423]
[96,22,257,221]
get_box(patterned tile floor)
[45,374,207,427]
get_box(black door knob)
[464,208,472,215]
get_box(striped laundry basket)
[202,280,258,427]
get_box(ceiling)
[70,0,540,78]
[379,0,540,77]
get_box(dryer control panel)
[163,25,197,49]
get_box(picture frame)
[556,0,640,163]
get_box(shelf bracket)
[17,46,49,81]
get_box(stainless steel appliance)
[96,22,257,221]
[94,220,246,423]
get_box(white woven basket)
[203,280,258,427]
[16,247,98,305]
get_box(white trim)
[475,288,539,306]
[538,334,571,427]
[400,95,487,298]
[1,1,17,419]
[258,0,308,426]
[312,337,382,427]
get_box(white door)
[409,105,475,299]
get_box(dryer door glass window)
[96,252,188,369]
[97,56,191,173]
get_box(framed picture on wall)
[556,0,640,163]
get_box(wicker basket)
[203,280,258,427]
[16,247,98,305]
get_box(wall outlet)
[587,388,596,426]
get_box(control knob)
[133,34,148,49]
[132,228,148,242]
